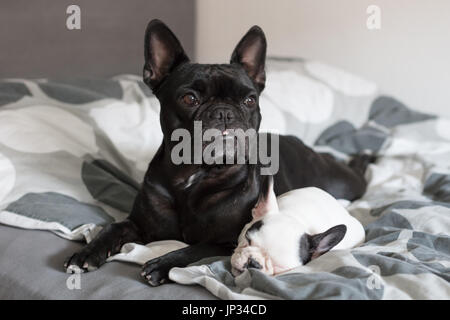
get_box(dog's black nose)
[246,257,262,270]
[209,108,234,121]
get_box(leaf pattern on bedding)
[0,82,32,106]
[37,79,123,104]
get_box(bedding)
[0,224,216,299]
[0,58,449,299]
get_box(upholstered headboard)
[0,0,195,78]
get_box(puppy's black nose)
[209,108,234,121]
[246,257,262,270]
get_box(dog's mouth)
[169,119,258,167]
[201,128,253,166]
[231,245,274,276]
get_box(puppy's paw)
[141,257,173,287]
[64,249,107,273]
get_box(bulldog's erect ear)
[143,19,189,91]
[300,224,347,264]
[252,175,278,219]
[230,25,267,92]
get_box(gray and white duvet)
[0,59,449,299]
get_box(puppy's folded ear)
[252,175,278,219]
[230,25,267,92]
[143,19,189,91]
[300,224,347,264]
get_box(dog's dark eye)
[182,94,199,106]
[244,96,256,107]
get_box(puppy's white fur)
[231,181,365,276]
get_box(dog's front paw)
[141,257,173,287]
[64,248,107,273]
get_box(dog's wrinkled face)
[142,20,267,161]
[231,219,277,276]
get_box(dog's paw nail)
[107,251,111,257]
[148,279,159,287]
[66,265,84,274]
[83,262,88,269]
[87,265,98,272]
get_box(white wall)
[195,0,450,117]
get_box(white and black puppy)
[231,177,365,276]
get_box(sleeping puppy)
[231,176,365,276]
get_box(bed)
[0,58,449,299]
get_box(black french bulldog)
[64,19,373,286]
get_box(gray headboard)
[0,0,195,78]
